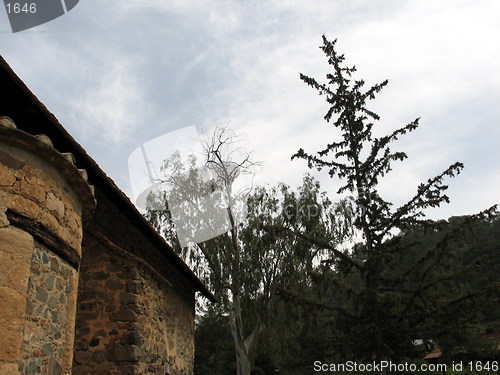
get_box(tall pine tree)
[292,36,495,361]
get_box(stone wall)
[135,256,195,375]
[73,245,140,375]
[69,184,199,375]
[73,237,195,375]
[18,242,79,375]
[0,112,202,375]
[0,118,94,374]
[0,226,33,375]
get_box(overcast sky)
[1,0,498,220]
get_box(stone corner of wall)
[0,116,96,257]
[0,116,95,209]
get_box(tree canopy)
[291,35,498,361]
[146,36,499,374]
[145,126,352,375]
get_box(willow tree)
[291,36,495,360]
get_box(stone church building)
[0,57,215,375]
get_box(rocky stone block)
[46,192,65,221]
[110,309,138,322]
[120,331,143,346]
[0,191,39,220]
[0,163,16,187]
[119,292,138,305]
[108,344,142,362]
[0,362,18,375]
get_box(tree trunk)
[229,297,252,375]
[234,340,252,375]
[229,293,263,375]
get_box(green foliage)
[291,35,498,361]
[397,213,500,359]
[193,208,499,374]
[194,306,235,375]
[150,37,499,373]
[196,175,351,373]
[145,126,353,375]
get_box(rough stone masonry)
[0,116,94,374]
[0,110,201,375]
[0,55,215,375]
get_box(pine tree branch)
[261,223,363,271]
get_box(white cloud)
[186,0,500,218]
[1,0,498,217]
[70,60,148,144]
[117,0,210,12]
